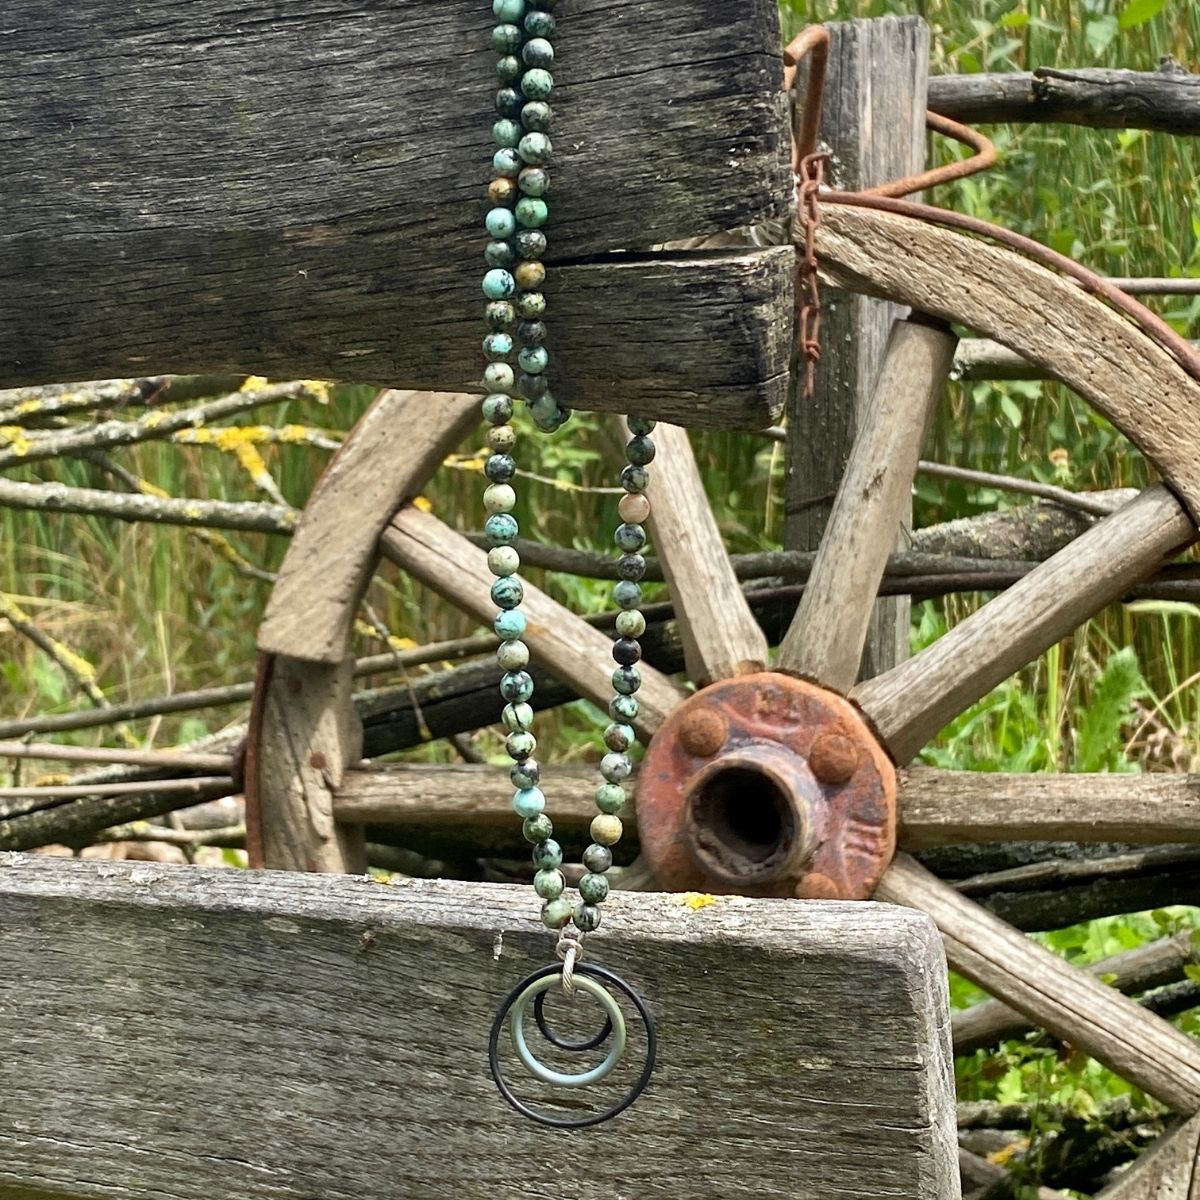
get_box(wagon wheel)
[247,200,1200,1129]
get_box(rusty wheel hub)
[638,673,896,899]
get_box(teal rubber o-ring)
[510,974,627,1087]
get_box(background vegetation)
[1,1,1197,1193]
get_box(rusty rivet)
[678,707,728,758]
[809,731,858,785]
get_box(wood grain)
[877,854,1200,1114]
[0,853,958,1200]
[852,487,1198,764]
[780,319,956,690]
[786,17,930,681]
[899,767,1200,848]
[1094,1112,1200,1198]
[1,1,791,420]
[816,204,1200,522]
[635,421,768,683]
[258,391,479,663]
[381,506,684,739]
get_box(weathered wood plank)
[780,319,956,690]
[0,853,958,1200]
[634,421,768,684]
[0,1,791,421]
[380,505,685,739]
[877,854,1200,1114]
[852,487,1197,765]
[786,17,930,680]
[899,768,1200,849]
[928,63,1200,135]
[816,205,1200,522]
[257,391,479,663]
[1094,1111,1200,1199]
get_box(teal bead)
[518,345,548,374]
[534,868,566,900]
[525,11,555,36]
[493,0,525,20]
[485,240,515,268]
[492,118,521,150]
[494,609,527,639]
[512,786,545,818]
[518,167,550,197]
[485,301,516,329]
[612,666,641,695]
[523,812,552,843]
[507,730,537,759]
[496,86,523,118]
[609,694,639,722]
[484,452,516,484]
[482,393,514,425]
[483,331,513,360]
[614,522,647,552]
[518,132,552,165]
[486,206,517,238]
[500,669,534,702]
[541,897,573,930]
[488,546,521,578]
[521,68,554,100]
[497,55,522,83]
[515,197,549,228]
[484,483,516,513]
[516,291,546,318]
[502,701,534,731]
[573,903,602,933]
[521,101,553,132]
[483,269,516,300]
[482,362,514,392]
[493,146,522,176]
[600,752,632,782]
[582,843,613,874]
[492,576,525,609]
[485,512,519,545]
[615,609,646,638]
[522,37,554,68]
[531,404,569,433]
[595,783,626,814]
[604,722,636,752]
[512,758,540,788]
[532,838,563,869]
[491,23,522,53]
[496,637,529,668]
[579,872,610,904]
[613,580,643,610]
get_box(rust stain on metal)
[678,707,728,757]
[809,730,859,785]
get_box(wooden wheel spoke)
[381,506,685,739]
[637,420,768,684]
[852,485,1197,764]
[778,318,957,690]
[877,853,1200,1113]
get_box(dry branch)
[0,375,249,425]
[0,742,232,772]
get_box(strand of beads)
[484,0,573,935]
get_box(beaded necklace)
[479,0,656,1127]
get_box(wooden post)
[785,16,930,680]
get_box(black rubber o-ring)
[533,986,614,1052]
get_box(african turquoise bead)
[534,868,565,900]
[521,68,554,100]
[579,872,610,904]
[483,483,516,513]
[609,694,639,722]
[496,87,523,117]
[516,229,547,259]
[503,701,534,730]
[600,752,632,782]
[524,10,555,36]
[582,843,613,873]
[590,815,623,846]
[482,393,514,424]
[501,670,535,703]
[514,260,546,291]
[493,0,525,21]
[494,609,526,639]
[497,55,522,83]
[512,786,545,818]
[573,904,602,933]
[482,269,516,300]
[532,838,563,869]
[612,666,641,695]
[517,319,547,346]
[489,176,517,206]
[617,554,646,581]
[485,512,519,545]
[521,101,553,132]
[516,291,546,318]
[518,345,548,374]
[492,118,521,148]
[613,580,643,610]
[523,812,552,843]
[485,302,516,329]
[621,464,649,492]
[493,146,522,175]
[615,610,647,638]
[522,38,554,68]
[484,453,516,482]
[487,424,516,452]
[518,132,551,165]
[496,637,529,668]
[612,637,641,665]
[486,206,517,238]
[614,522,647,552]
[519,372,548,400]
[519,167,550,197]
[604,722,635,752]
[595,783,626,814]
[483,361,514,392]
[485,240,514,268]
[512,759,540,788]
[628,416,657,435]
[627,435,656,465]
[541,897,573,929]
[492,24,522,53]
[483,331,513,359]
[515,197,548,228]
[488,546,520,577]
[492,576,524,609]
[506,730,536,759]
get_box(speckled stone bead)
[486,206,517,238]
[494,609,526,639]
[590,814,623,846]
[614,522,646,552]
[518,131,552,164]
[488,545,520,577]
[515,197,548,228]
[628,416,657,436]
[483,331,513,360]
[627,435,656,465]
[521,68,554,100]
[483,483,516,513]
[512,786,545,818]
[501,670,535,703]
[482,269,516,300]
[497,55,522,83]
[534,868,565,900]
[493,146,522,175]
[609,694,639,722]
[616,553,645,581]
[604,722,635,752]
[496,86,524,118]
[493,118,522,149]
[485,240,515,269]
[491,576,524,609]
[522,37,554,68]
[612,637,641,666]
[600,752,632,782]
[541,897,573,929]
[523,812,552,843]
[595,783,626,814]
[489,176,518,206]
[483,362,515,392]
[518,166,550,197]
[484,452,517,483]
[573,904,602,933]
[485,511,519,543]
[496,637,529,668]
[482,393,514,424]
[492,0,525,21]
[532,838,563,869]
[524,10,555,36]
[518,345,549,374]
[521,101,553,132]
[519,372,548,400]
[613,580,643,610]
[487,425,517,454]
[503,701,534,730]
[516,291,546,318]
[612,666,641,695]
[506,730,536,760]
[514,260,546,291]
[517,319,547,346]
[621,464,649,492]
[512,759,540,788]
[485,302,516,330]
[578,872,609,905]
[618,492,651,524]
[492,23,522,53]
[583,843,613,874]
[516,229,548,259]
[615,610,646,638]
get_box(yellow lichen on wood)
[0,427,32,456]
[682,893,718,911]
